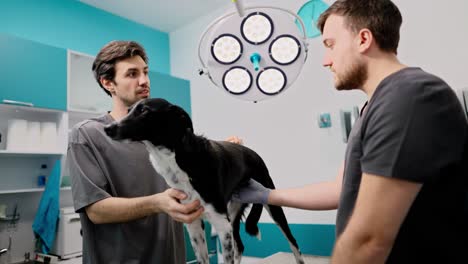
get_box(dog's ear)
[169,105,193,133]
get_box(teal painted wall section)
[240,223,336,257]
[150,71,192,116]
[0,34,67,110]
[0,0,170,74]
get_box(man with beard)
[232,0,468,263]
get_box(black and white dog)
[105,98,304,264]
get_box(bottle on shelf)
[37,164,48,187]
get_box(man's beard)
[335,59,368,91]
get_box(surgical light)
[198,0,311,102]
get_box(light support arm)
[232,0,245,17]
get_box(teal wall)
[150,71,191,116]
[0,34,67,110]
[0,0,170,74]
[240,223,335,257]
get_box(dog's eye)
[127,104,144,114]
[134,105,150,115]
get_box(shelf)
[0,215,20,222]
[0,102,65,114]
[68,108,103,116]
[0,186,72,194]
[0,150,65,158]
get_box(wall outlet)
[318,113,332,128]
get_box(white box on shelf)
[0,104,67,153]
[6,118,28,151]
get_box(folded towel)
[32,160,61,253]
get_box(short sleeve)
[361,77,466,183]
[68,126,111,212]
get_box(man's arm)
[268,162,344,210]
[331,173,421,263]
[86,188,204,224]
[233,162,344,210]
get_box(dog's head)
[105,98,193,149]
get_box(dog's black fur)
[105,98,304,264]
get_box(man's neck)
[109,98,131,121]
[362,54,406,101]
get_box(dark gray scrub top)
[337,67,468,263]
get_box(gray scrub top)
[68,114,185,264]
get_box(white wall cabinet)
[0,104,68,194]
[0,50,103,195]
[67,50,111,115]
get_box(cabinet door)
[0,34,67,110]
[149,71,191,115]
[68,51,112,113]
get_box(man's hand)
[225,136,243,144]
[155,188,204,223]
[232,179,271,204]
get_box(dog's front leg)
[186,219,209,264]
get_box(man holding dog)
[234,0,468,263]
[68,41,201,263]
[68,41,243,263]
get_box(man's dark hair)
[92,41,148,97]
[317,0,402,54]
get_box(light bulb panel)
[222,66,252,94]
[211,34,243,64]
[240,12,274,45]
[269,34,301,65]
[257,67,287,95]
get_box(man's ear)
[357,28,373,53]
[100,77,115,94]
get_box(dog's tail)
[245,204,263,237]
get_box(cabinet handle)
[2,99,34,107]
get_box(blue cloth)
[32,160,61,253]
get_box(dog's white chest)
[143,142,202,204]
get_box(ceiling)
[79,0,231,32]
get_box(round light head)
[241,12,274,45]
[269,34,301,65]
[256,67,287,95]
[211,34,243,64]
[223,67,252,94]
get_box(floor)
[256,252,330,264]
[55,252,331,263]
[56,257,82,263]
[240,253,330,264]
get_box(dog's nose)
[104,124,118,138]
